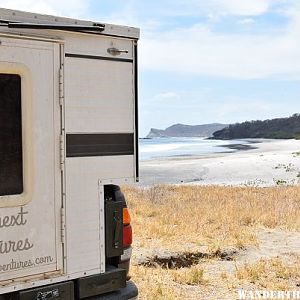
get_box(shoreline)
[139,139,300,186]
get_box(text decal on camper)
[0,207,34,254]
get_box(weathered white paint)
[65,34,133,59]
[65,156,135,274]
[65,54,134,133]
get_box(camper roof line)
[0,20,105,32]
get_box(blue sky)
[1,0,299,136]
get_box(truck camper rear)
[0,8,139,300]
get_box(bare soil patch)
[138,248,238,269]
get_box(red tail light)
[123,207,133,247]
[120,206,133,276]
[123,224,132,247]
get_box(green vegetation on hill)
[213,114,300,140]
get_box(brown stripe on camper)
[66,133,134,157]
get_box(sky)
[1,0,299,137]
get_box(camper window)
[0,74,23,196]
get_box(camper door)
[0,37,62,282]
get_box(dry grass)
[123,185,300,299]
[124,185,300,250]
[236,256,300,289]
[130,265,184,299]
[172,266,208,286]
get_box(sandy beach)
[139,139,300,186]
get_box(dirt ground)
[124,185,300,300]
[131,228,300,299]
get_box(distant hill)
[212,114,300,140]
[146,123,228,138]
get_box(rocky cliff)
[146,123,227,138]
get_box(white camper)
[0,8,139,300]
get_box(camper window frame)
[0,63,33,208]
[0,73,23,196]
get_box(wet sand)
[139,139,300,186]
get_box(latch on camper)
[107,47,129,56]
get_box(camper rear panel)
[63,34,137,275]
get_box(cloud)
[140,5,300,80]
[132,0,279,20]
[213,97,298,124]
[85,1,300,81]
[204,0,272,16]
[92,0,281,28]
[154,92,180,100]
[238,18,255,25]
[0,0,90,18]
[3,1,299,81]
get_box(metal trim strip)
[65,53,133,63]
[134,43,139,181]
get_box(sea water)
[139,137,246,161]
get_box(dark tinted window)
[0,74,23,196]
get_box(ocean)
[139,137,248,161]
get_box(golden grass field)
[123,185,300,299]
